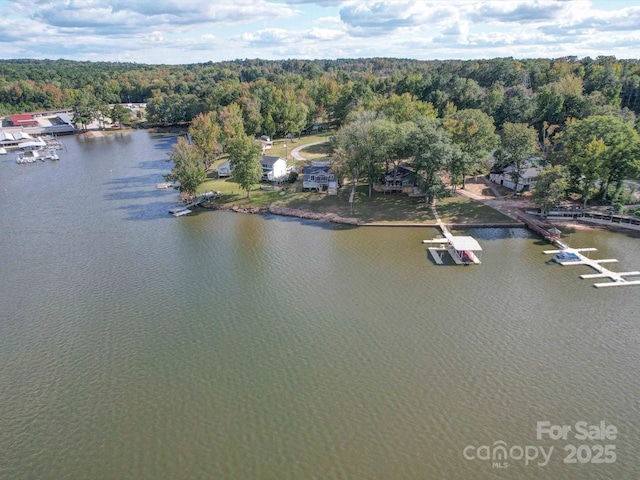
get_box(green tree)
[110,103,130,125]
[499,122,539,193]
[444,108,499,189]
[227,134,263,199]
[532,165,569,215]
[218,102,245,151]
[574,138,607,209]
[333,111,390,198]
[372,93,437,123]
[558,115,640,204]
[410,117,462,204]
[188,112,221,171]
[164,136,206,197]
[72,87,97,130]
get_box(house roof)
[0,132,33,143]
[261,155,283,166]
[57,112,73,125]
[502,165,541,178]
[303,164,332,175]
[10,114,39,126]
[383,164,414,180]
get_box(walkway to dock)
[543,247,640,288]
[423,203,482,265]
[169,191,220,216]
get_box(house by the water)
[302,161,338,194]
[489,164,542,192]
[261,156,288,183]
[374,164,421,195]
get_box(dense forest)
[2,56,639,208]
[2,56,640,131]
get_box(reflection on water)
[0,131,638,479]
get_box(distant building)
[0,131,35,148]
[9,114,39,127]
[217,161,232,178]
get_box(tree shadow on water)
[105,173,163,189]
[115,200,177,221]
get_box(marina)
[16,149,60,163]
[545,247,640,288]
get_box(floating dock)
[423,206,482,265]
[168,191,220,217]
[423,232,482,265]
[544,247,640,288]
[170,208,192,217]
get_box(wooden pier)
[423,205,482,265]
[517,213,561,243]
[168,191,220,217]
[543,247,640,288]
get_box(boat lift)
[544,247,640,288]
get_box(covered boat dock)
[423,232,482,265]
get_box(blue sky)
[0,0,638,64]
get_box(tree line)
[2,57,639,207]
[2,56,640,130]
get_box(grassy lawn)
[193,132,517,224]
[264,132,333,167]
[436,196,515,224]
[273,184,434,223]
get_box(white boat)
[16,150,41,164]
[16,149,60,163]
[0,147,7,155]
[156,182,174,189]
[45,150,60,161]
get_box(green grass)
[194,132,517,225]
[437,196,515,224]
[264,132,333,167]
[273,185,434,223]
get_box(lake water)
[1,130,639,479]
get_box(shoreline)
[203,201,639,236]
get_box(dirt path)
[456,176,534,221]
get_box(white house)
[489,164,542,192]
[261,155,288,183]
[217,161,232,178]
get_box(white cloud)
[0,0,637,63]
